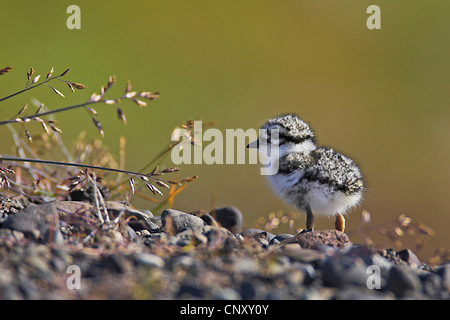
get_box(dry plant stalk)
[0,65,198,221]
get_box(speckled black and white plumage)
[260,114,364,218]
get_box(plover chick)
[248,114,364,232]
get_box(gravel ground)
[0,198,448,300]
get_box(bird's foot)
[335,212,345,232]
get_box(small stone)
[321,255,369,288]
[269,233,294,245]
[102,253,132,273]
[386,265,423,298]
[213,287,241,300]
[12,230,24,241]
[282,229,352,249]
[349,246,392,271]
[161,209,205,234]
[211,206,243,234]
[420,273,442,299]
[105,201,159,231]
[200,214,219,227]
[241,228,275,241]
[231,257,260,274]
[282,247,325,264]
[44,227,64,245]
[436,264,450,292]
[3,202,58,239]
[135,253,165,268]
[396,249,421,269]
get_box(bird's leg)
[305,205,314,232]
[335,212,345,232]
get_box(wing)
[302,147,364,196]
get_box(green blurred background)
[1,1,449,260]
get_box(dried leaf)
[32,74,41,84]
[40,120,50,134]
[0,66,13,75]
[107,75,116,90]
[162,167,180,173]
[145,182,163,196]
[139,91,160,100]
[125,80,132,93]
[46,67,54,79]
[27,67,34,80]
[87,107,98,115]
[397,214,411,227]
[17,104,28,115]
[156,180,170,189]
[124,91,137,99]
[151,166,159,174]
[72,82,86,90]
[51,87,65,97]
[66,82,75,93]
[415,223,435,236]
[129,177,135,195]
[181,176,198,183]
[24,128,32,142]
[116,107,126,124]
[393,226,404,237]
[91,117,104,136]
[361,210,371,224]
[0,167,15,174]
[35,104,44,114]
[89,93,101,102]
[59,68,70,77]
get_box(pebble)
[436,264,450,292]
[386,265,423,298]
[161,209,205,234]
[211,206,243,234]
[3,202,58,239]
[269,233,294,245]
[321,255,369,288]
[396,249,422,269]
[199,213,219,227]
[134,253,165,268]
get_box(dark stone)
[2,202,58,239]
[436,264,450,292]
[200,213,218,227]
[177,283,204,299]
[396,249,421,268]
[102,253,132,273]
[269,233,294,245]
[69,185,110,202]
[386,266,422,298]
[161,209,205,234]
[420,273,442,299]
[211,206,243,234]
[321,255,369,288]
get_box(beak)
[246,139,259,149]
